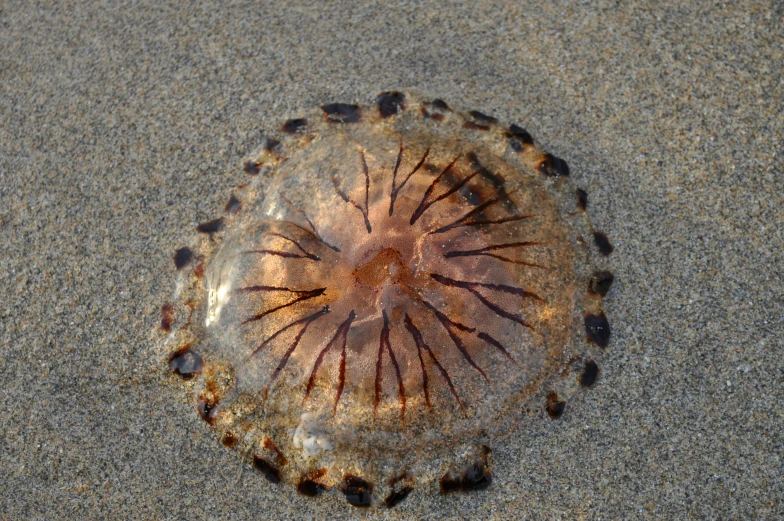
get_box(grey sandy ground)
[0,1,781,520]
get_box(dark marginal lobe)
[439,447,492,494]
[584,312,611,348]
[341,475,373,507]
[224,195,242,214]
[593,232,613,255]
[537,153,570,177]
[160,303,175,332]
[588,271,614,296]
[282,118,308,134]
[322,103,362,123]
[252,455,282,484]
[173,246,193,269]
[508,124,534,145]
[463,121,490,131]
[546,392,566,419]
[196,218,224,234]
[468,110,498,124]
[576,188,588,210]
[297,468,327,497]
[384,486,414,508]
[168,346,203,379]
[243,160,261,175]
[581,359,600,387]
[377,91,406,118]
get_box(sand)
[1,1,782,519]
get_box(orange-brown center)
[352,248,410,287]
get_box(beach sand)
[1,1,781,519]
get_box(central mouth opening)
[352,247,410,287]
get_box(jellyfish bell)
[161,92,613,508]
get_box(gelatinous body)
[161,92,612,508]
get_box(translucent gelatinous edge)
[157,91,614,509]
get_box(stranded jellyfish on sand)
[161,92,613,508]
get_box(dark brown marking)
[410,156,480,225]
[269,232,321,260]
[239,287,326,325]
[252,455,282,484]
[509,139,526,153]
[439,448,492,494]
[588,271,614,296]
[422,300,490,383]
[377,91,406,118]
[537,153,570,177]
[197,398,217,424]
[173,247,193,270]
[242,248,318,260]
[469,110,498,124]
[249,306,329,363]
[581,360,600,387]
[168,346,203,379]
[476,332,517,363]
[585,312,611,348]
[430,273,540,332]
[430,99,450,110]
[282,118,308,134]
[576,188,588,210]
[444,241,546,269]
[243,160,260,175]
[279,194,341,252]
[341,475,373,507]
[463,121,490,131]
[332,151,372,233]
[263,436,288,466]
[303,311,357,413]
[593,232,613,255]
[387,472,410,487]
[374,310,406,421]
[546,392,565,419]
[242,230,321,260]
[389,145,429,216]
[221,432,238,448]
[508,124,534,145]
[404,314,462,410]
[430,193,535,234]
[464,152,515,208]
[224,195,242,214]
[297,469,328,497]
[322,103,362,123]
[421,109,444,121]
[263,137,280,152]
[279,194,340,252]
[160,303,175,332]
[196,218,224,234]
[385,486,414,508]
